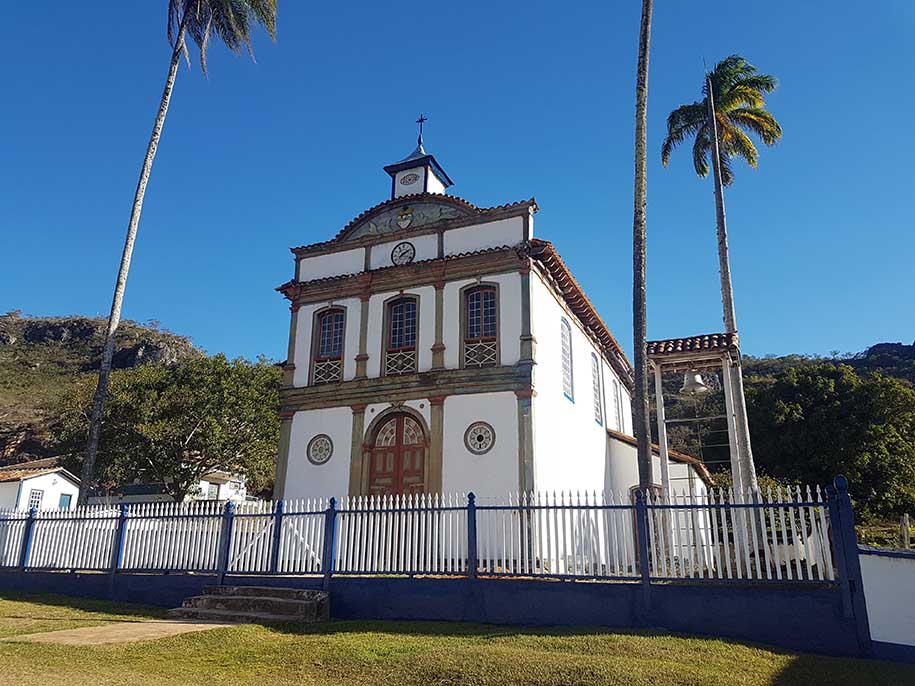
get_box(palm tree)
[660,55,781,494]
[632,0,654,490]
[78,1,277,505]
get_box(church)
[274,124,711,500]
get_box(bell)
[680,370,709,395]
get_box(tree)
[60,356,281,501]
[745,364,915,521]
[631,0,654,490]
[79,1,278,504]
[660,55,782,494]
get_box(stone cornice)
[280,365,532,413]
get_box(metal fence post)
[826,483,853,619]
[269,500,285,575]
[467,492,478,579]
[110,504,129,573]
[634,490,652,610]
[833,476,872,657]
[322,498,337,591]
[216,501,235,585]
[18,507,38,571]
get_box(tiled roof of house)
[0,457,60,472]
[0,457,80,485]
[647,332,739,358]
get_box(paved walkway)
[7,620,233,645]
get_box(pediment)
[338,195,476,241]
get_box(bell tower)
[383,115,454,200]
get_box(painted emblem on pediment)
[346,201,468,240]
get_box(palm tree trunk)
[77,29,187,505]
[705,75,759,495]
[632,0,654,490]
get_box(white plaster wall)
[369,233,438,271]
[861,553,915,647]
[443,217,524,256]
[530,274,628,494]
[297,248,363,282]
[442,272,522,368]
[284,407,353,500]
[0,482,19,510]
[292,297,361,387]
[365,286,435,378]
[17,472,79,510]
[394,167,424,197]
[442,392,519,498]
[426,172,446,195]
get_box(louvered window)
[561,318,574,401]
[591,353,603,425]
[385,297,418,375]
[312,309,345,384]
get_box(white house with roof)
[273,127,712,501]
[0,458,80,511]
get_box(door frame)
[360,406,431,495]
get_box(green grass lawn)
[0,593,912,686]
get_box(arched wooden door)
[368,414,427,495]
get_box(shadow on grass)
[0,592,166,620]
[773,654,915,686]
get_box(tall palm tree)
[632,0,654,490]
[78,1,278,505]
[660,55,781,494]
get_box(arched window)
[311,308,345,384]
[591,353,603,425]
[611,377,623,431]
[561,318,574,401]
[385,296,418,376]
[463,285,498,367]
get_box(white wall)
[16,472,79,510]
[530,273,632,494]
[369,233,438,270]
[605,436,702,496]
[285,407,354,499]
[443,217,524,256]
[861,552,915,648]
[292,296,361,387]
[442,391,519,498]
[0,482,20,510]
[297,247,363,282]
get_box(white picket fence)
[0,487,836,583]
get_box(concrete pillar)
[283,305,300,386]
[653,363,671,500]
[432,281,446,370]
[355,294,370,379]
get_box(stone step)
[182,594,319,618]
[166,607,313,624]
[202,585,326,602]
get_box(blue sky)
[2,1,913,361]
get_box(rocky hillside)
[0,312,201,462]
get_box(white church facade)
[274,131,711,500]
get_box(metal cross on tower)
[415,114,428,146]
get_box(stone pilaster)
[273,411,295,499]
[355,293,371,379]
[283,304,301,387]
[431,280,446,369]
[515,390,536,493]
[519,266,537,371]
[348,404,367,496]
[428,396,446,493]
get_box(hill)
[0,312,201,462]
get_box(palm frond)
[168,0,277,75]
[729,107,782,146]
[692,126,710,178]
[661,102,706,166]
[721,123,759,169]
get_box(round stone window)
[464,422,496,455]
[307,434,333,465]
